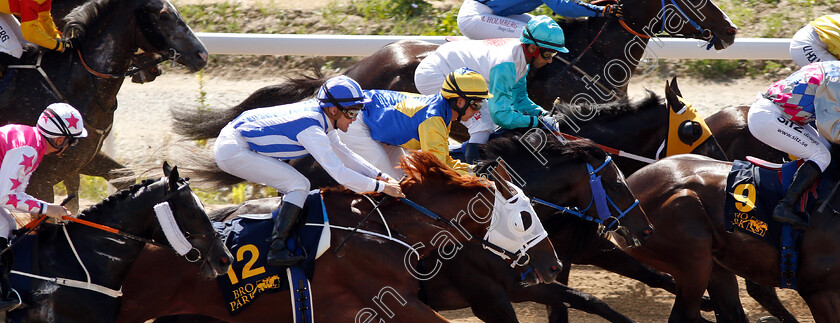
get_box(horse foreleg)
[706,264,749,322]
[80,151,134,190]
[801,290,840,323]
[509,283,636,323]
[745,280,799,323]
[578,235,714,311]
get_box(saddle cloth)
[723,159,828,246]
[214,190,330,317]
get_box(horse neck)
[64,181,167,286]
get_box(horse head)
[623,0,737,49]
[156,162,232,278]
[133,0,208,72]
[665,76,728,161]
[483,133,653,247]
[397,152,562,285]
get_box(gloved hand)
[539,115,560,132]
[602,4,623,18]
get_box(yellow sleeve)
[37,11,61,39]
[20,20,60,50]
[418,116,471,175]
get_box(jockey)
[415,15,566,162]
[338,67,493,178]
[214,75,405,267]
[790,14,840,68]
[0,102,85,311]
[0,0,69,76]
[747,61,840,228]
[457,0,622,39]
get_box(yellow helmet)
[441,67,494,100]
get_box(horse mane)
[399,151,488,189]
[62,0,118,40]
[482,135,608,164]
[78,177,160,218]
[553,90,661,126]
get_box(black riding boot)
[0,238,20,312]
[772,160,821,228]
[266,202,305,267]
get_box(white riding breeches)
[747,96,832,171]
[0,14,24,59]
[790,24,838,68]
[337,114,406,179]
[415,59,496,144]
[0,208,14,239]
[214,124,309,207]
[457,0,531,39]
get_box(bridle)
[77,48,179,79]
[531,156,641,235]
[617,0,718,49]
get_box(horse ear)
[162,161,172,177]
[491,159,515,199]
[168,166,180,191]
[669,76,683,97]
[665,79,683,113]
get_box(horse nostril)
[551,265,560,272]
[726,27,737,36]
[220,257,231,265]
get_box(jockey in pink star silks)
[0,102,87,312]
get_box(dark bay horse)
[169,0,737,143]
[706,105,790,163]
[117,151,564,322]
[625,152,840,322]
[0,0,208,212]
[8,163,231,322]
[162,137,653,322]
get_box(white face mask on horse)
[484,181,549,266]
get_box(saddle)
[723,157,834,289]
[214,190,330,320]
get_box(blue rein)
[532,156,640,232]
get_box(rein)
[531,156,640,233]
[7,51,66,102]
[554,131,657,164]
[396,197,533,268]
[617,0,716,49]
[77,48,177,79]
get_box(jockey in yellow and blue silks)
[338,68,493,178]
[415,15,567,162]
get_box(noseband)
[532,156,640,234]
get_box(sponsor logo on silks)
[730,183,768,237]
[666,96,713,156]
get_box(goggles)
[340,106,362,119]
[540,48,558,60]
[468,99,484,111]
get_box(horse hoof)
[756,316,781,323]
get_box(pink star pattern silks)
[9,178,21,190]
[19,154,34,172]
[24,200,41,212]
[65,114,80,129]
[5,195,19,208]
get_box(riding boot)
[464,143,482,164]
[772,160,821,228]
[266,202,305,267]
[0,238,20,312]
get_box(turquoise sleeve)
[488,63,545,129]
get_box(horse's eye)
[159,13,171,21]
[519,211,532,230]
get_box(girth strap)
[10,270,122,298]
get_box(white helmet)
[37,103,87,145]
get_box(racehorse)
[166,78,717,322]
[168,0,737,143]
[0,0,208,212]
[117,151,564,322]
[158,137,653,322]
[624,151,840,322]
[8,163,231,323]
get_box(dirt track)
[110,73,815,322]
